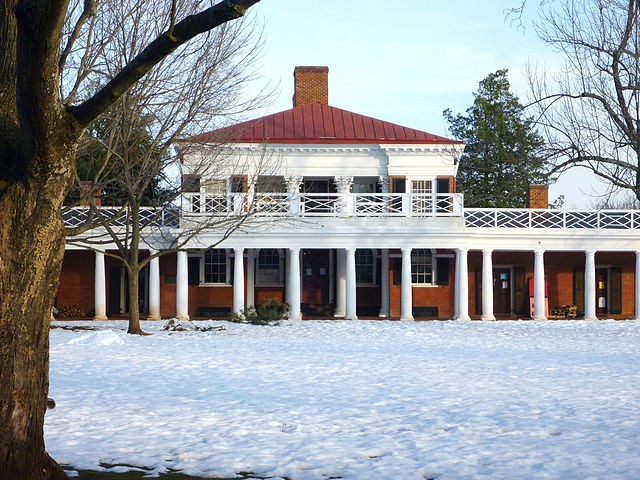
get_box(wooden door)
[493,269,511,314]
[302,250,330,304]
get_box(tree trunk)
[127,265,145,335]
[0,153,74,479]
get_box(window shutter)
[436,257,449,285]
[609,267,622,314]
[188,256,200,285]
[437,177,450,194]
[574,268,585,314]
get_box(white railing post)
[402,194,412,217]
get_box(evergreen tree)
[444,69,547,208]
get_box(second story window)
[411,180,433,194]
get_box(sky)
[241,0,609,208]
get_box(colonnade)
[89,248,640,321]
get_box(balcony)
[61,195,640,232]
[181,192,464,218]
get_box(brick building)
[58,67,640,321]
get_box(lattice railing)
[63,207,179,229]
[465,209,640,230]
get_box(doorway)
[302,249,330,305]
[596,268,608,315]
[493,268,512,314]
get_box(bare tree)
[63,0,272,335]
[0,1,261,478]
[528,0,640,201]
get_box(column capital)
[285,176,303,193]
[585,249,597,256]
[289,247,300,255]
[482,248,493,255]
[534,249,545,255]
[401,247,412,254]
[333,176,353,193]
[457,247,468,254]
[234,247,244,255]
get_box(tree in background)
[63,0,270,335]
[444,69,547,208]
[0,1,261,478]
[528,0,640,202]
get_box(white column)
[288,248,302,320]
[455,248,470,320]
[233,248,245,314]
[345,248,358,320]
[481,249,495,320]
[176,251,189,320]
[246,249,255,308]
[400,248,414,321]
[334,248,346,317]
[533,249,547,320]
[584,249,597,320]
[147,253,161,320]
[93,250,108,320]
[635,251,640,321]
[379,249,390,317]
[453,249,460,319]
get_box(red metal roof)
[189,103,462,145]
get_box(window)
[411,249,433,284]
[203,179,227,194]
[203,249,227,284]
[257,248,282,285]
[355,249,375,285]
[411,180,433,194]
[256,176,286,193]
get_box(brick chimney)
[293,66,329,107]
[526,184,549,209]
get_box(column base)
[176,314,190,321]
[378,312,389,318]
[289,313,302,321]
[455,314,471,321]
[583,315,598,321]
[93,315,108,321]
[481,315,496,321]
[400,315,414,321]
[345,315,358,320]
[532,315,548,321]
[333,311,346,317]
[147,315,162,321]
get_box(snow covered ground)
[46,319,640,480]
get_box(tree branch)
[68,0,260,126]
[58,0,96,72]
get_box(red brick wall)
[293,66,329,106]
[57,250,95,316]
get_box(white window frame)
[411,248,434,285]
[410,179,433,194]
[355,248,377,286]
[200,248,231,286]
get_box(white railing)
[62,200,640,232]
[62,206,179,229]
[464,209,640,230]
[180,192,464,217]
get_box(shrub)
[230,298,289,325]
[57,305,86,319]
